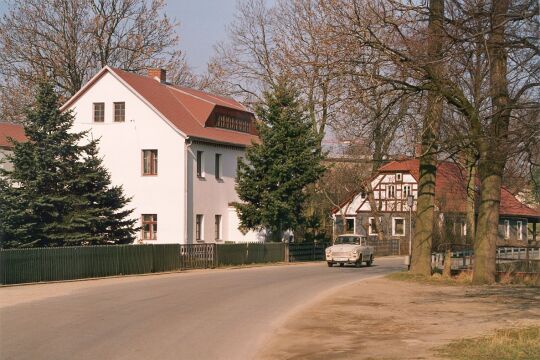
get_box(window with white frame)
[387,185,396,198]
[196,214,204,241]
[368,217,379,235]
[196,151,205,178]
[504,219,510,239]
[517,221,523,240]
[215,153,222,180]
[392,217,405,236]
[403,185,411,198]
[345,217,355,233]
[396,173,402,181]
[215,215,222,240]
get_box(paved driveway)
[0,257,404,360]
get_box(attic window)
[216,114,250,133]
[396,173,402,181]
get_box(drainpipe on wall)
[185,138,192,244]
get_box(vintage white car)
[326,234,374,267]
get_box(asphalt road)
[0,257,404,360]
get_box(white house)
[62,66,264,244]
[0,122,26,172]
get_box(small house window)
[517,221,523,240]
[93,103,104,122]
[368,217,378,236]
[345,218,355,233]
[396,173,402,181]
[114,102,125,122]
[403,185,411,198]
[142,150,158,175]
[360,191,367,199]
[196,214,204,241]
[215,215,222,240]
[504,220,510,239]
[141,214,157,240]
[387,185,396,198]
[215,153,222,180]
[392,218,405,236]
[197,151,204,178]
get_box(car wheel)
[327,262,333,267]
[355,255,363,268]
[366,255,373,267]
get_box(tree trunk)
[443,248,452,278]
[466,153,477,245]
[473,163,502,284]
[472,0,510,285]
[410,0,444,276]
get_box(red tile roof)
[380,159,540,219]
[0,123,26,149]
[62,67,258,147]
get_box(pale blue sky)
[0,0,275,74]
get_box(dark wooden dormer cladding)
[206,105,257,135]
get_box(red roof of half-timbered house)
[378,159,540,219]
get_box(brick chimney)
[147,68,167,83]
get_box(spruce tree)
[235,82,325,241]
[0,83,136,248]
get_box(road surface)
[0,257,404,360]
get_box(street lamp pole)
[407,194,414,271]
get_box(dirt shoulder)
[257,276,540,360]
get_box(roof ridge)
[164,86,206,126]
[166,85,217,107]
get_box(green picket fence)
[0,244,181,285]
[0,242,311,285]
[216,243,285,266]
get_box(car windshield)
[335,236,361,245]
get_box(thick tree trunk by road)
[410,0,444,276]
[466,153,477,245]
[472,0,510,284]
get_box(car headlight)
[325,249,332,254]
[352,249,359,255]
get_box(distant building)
[333,159,540,249]
[62,66,264,244]
[0,122,26,172]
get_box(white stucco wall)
[0,148,13,172]
[67,72,186,244]
[187,141,262,243]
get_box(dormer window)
[215,114,250,133]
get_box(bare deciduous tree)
[0,0,195,121]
